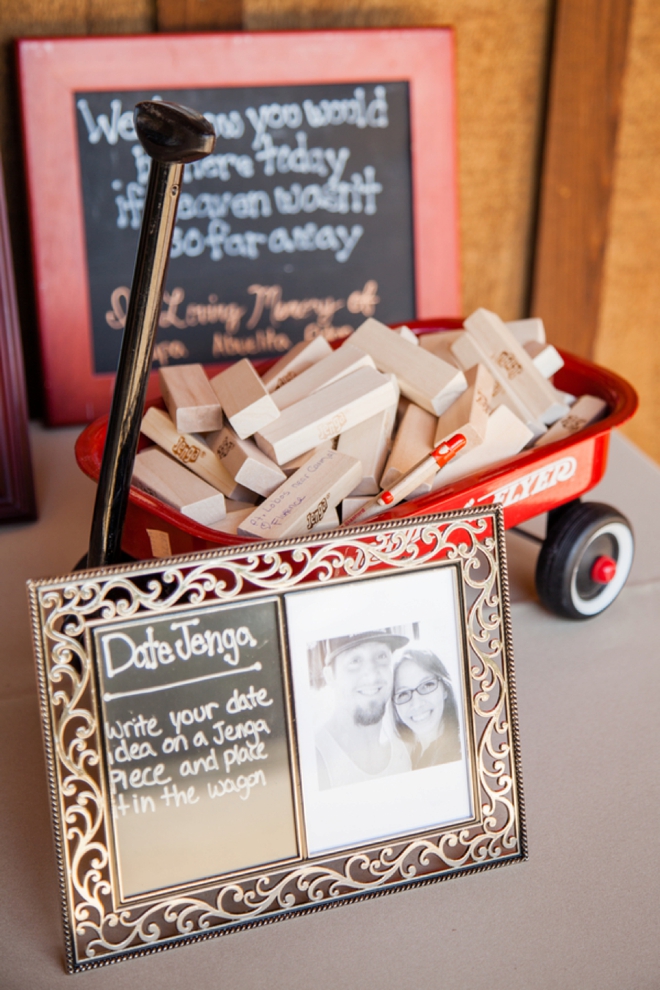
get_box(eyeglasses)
[393,677,442,706]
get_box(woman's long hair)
[392,648,460,750]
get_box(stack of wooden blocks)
[132,310,607,542]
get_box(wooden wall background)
[595,0,660,462]
[0,0,657,463]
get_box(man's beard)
[353,699,387,726]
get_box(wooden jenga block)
[418,329,463,366]
[140,406,257,503]
[394,324,419,345]
[523,340,564,379]
[255,367,398,465]
[204,424,287,497]
[451,328,546,439]
[132,447,227,526]
[534,395,608,446]
[340,496,370,521]
[271,342,375,411]
[433,364,494,448]
[505,317,546,346]
[350,318,467,415]
[336,380,398,495]
[395,395,411,430]
[159,364,223,433]
[431,405,534,491]
[261,335,333,392]
[238,449,362,540]
[224,498,258,513]
[281,441,335,476]
[463,308,568,425]
[210,359,280,439]
[209,506,254,536]
[381,402,437,489]
[311,506,340,532]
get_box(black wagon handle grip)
[134,100,216,164]
[86,101,215,569]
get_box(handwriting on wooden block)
[204,424,287,497]
[255,366,398,465]
[271,342,375,411]
[132,447,226,526]
[261,335,333,392]
[431,405,534,490]
[434,363,494,449]
[238,449,362,539]
[281,441,335,476]
[159,364,223,433]
[350,317,467,415]
[534,395,607,446]
[210,358,280,439]
[140,406,257,503]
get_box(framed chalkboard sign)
[29,509,525,972]
[18,29,459,425]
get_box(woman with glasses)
[392,648,462,769]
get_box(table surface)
[1,426,659,990]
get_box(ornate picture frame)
[29,508,525,972]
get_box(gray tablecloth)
[1,426,658,989]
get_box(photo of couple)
[285,567,474,855]
[310,629,462,790]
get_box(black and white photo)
[285,567,474,855]
[391,647,462,770]
[311,629,411,789]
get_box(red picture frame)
[18,28,460,425]
[0,154,35,521]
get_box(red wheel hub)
[591,555,617,584]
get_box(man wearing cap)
[315,630,411,790]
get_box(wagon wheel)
[534,500,634,620]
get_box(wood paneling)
[157,0,242,30]
[531,0,634,358]
[245,0,554,322]
[595,0,660,463]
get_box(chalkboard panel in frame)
[29,509,525,972]
[18,29,459,425]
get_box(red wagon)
[76,319,638,621]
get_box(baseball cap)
[323,630,409,666]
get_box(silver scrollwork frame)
[28,507,526,973]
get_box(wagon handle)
[86,101,215,568]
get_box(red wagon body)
[75,320,638,617]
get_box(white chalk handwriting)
[78,86,393,269]
[100,618,258,680]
